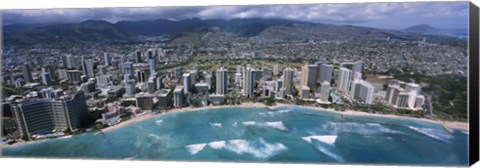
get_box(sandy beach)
[103,102,469,133]
[273,103,469,132]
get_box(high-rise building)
[157,89,173,110]
[62,91,88,131]
[173,86,184,107]
[415,95,425,109]
[234,73,242,87]
[122,62,134,78]
[203,73,211,90]
[300,86,311,99]
[104,53,111,66]
[67,70,82,84]
[253,69,263,81]
[317,63,333,84]
[81,58,95,78]
[135,93,154,111]
[136,70,147,83]
[97,65,106,76]
[273,64,280,77]
[216,67,228,95]
[243,67,255,98]
[320,81,331,101]
[175,67,182,79]
[58,69,68,80]
[337,67,353,92]
[275,79,283,92]
[62,55,68,68]
[41,72,52,85]
[301,64,317,88]
[13,91,88,140]
[352,61,364,75]
[236,65,242,74]
[405,83,421,94]
[96,75,113,87]
[183,73,191,94]
[135,51,143,63]
[13,99,55,139]
[124,79,137,97]
[149,58,156,76]
[357,80,375,104]
[276,88,286,99]
[147,49,154,59]
[22,63,33,83]
[386,85,402,105]
[66,55,77,69]
[353,72,362,81]
[396,92,410,108]
[147,77,156,94]
[283,68,294,95]
[81,81,96,94]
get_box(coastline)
[104,102,469,133]
[273,103,469,132]
[3,102,468,148]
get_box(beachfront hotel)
[216,67,228,95]
[10,91,88,140]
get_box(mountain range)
[2,18,467,46]
[403,24,467,38]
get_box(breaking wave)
[185,143,207,155]
[186,138,287,159]
[259,109,291,117]
[58,135,73,139]
[265,121,288,131]
[311,141,344,162]
[242,121,256,126]
[209,122,222,128]
[155,120,163,125]
[302,135,337,145]
[208,141,226,149]
[221,138,287,159]
[323,122,401,135]
[302,135,343,162]
[148,133,161,140]
[408,126,453,143]
[242,121,288,131]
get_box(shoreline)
[82,102,472,133]
[3,102,468,148]
[273,103,469,132]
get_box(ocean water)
[2,106,468,166]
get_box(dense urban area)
[1,18,468,144]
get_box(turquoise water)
[2,106,468,166]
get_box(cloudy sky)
[1,2,469,30]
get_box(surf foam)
[209,122,222,128]
[207,138,287,159]
[242,121,256,126]
[302,135,337,145]
[408,126,453,143]
[242,121,288,131]
[208,141,226,149]
[155,120,163,125]
[324,122,401,135]
[185,143,207,155]
[265,121,288,131]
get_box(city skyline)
[2,2,469,30]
